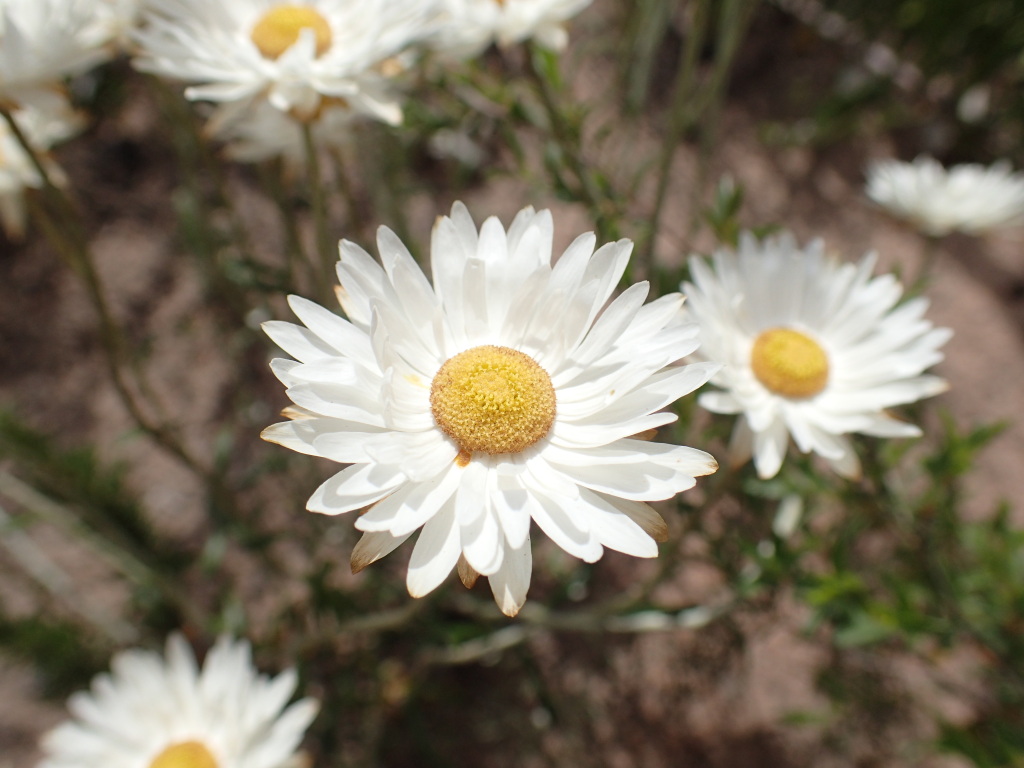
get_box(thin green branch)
[301,121,337,303]
[526,44,619,244]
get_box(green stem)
[301,122,337,303]
[1,106,227,497]
[330,146,365,241]
[686,0,758,248]
[526,44,619,244]
[259,158,318,296]
[908,233,941,295]
[641,0,712,280]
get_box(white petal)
[263,321,337,363]
[461,503,504,576]
[491,469,533,549]
[529,490,603,562]
[577,488,658,557]
[488,536,532,617]
[406,499,461,597]
[752,417,790,480]
[306,464,404,515]
[356,463,462,536]
[287,295,374,364]
[351,529,412,573]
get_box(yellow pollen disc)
[750,327,829,398]
[250,5,332,60]
[148,741,218,768]
[430,345,556,455]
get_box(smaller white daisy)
[134,0,432,124]
[431,0,593,58]
[38,635,318,768]
[0,94,83,239]
[0,0,116,106]
[865,155,1024,236]
[85,0,144,53]
[683,232,952,480]
[206,98,354,166]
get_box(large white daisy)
[133,0,432,124]
[38,635,318,768]
[865,155,1024,236]
[431,0,593,58]
[262,202,718,616]
[683,232,951,480]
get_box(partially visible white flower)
[208,98,355,165]
[134,0,433,124]
[865,155,1024,236]
[431,0,592,58]
[38,635,318,768]
[683,232,951,480]
[0,0,116,105]
[428,127,486,168]
[0,94,83,239]
[85,0,144,53]
[262,202,718,617]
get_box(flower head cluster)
[39,635,318,768]
[683,232,951,480]
[134,0,433,126]
[263,202,718,616]
[431,0,593,58]
[865,155,1024,236]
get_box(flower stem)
[0,105,224,492]
[526,43,619,245]
[640,0,712,280]
[301,121,337,304]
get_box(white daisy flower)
[865,155,1024,236]
[683,232,951,481]
[0,94,83,239]
[134,0,432,124]
[87,0,144,53]
[262,202,718,617]
[0,0,116,105]
[431,0,593,58]
[38,635,318,768]
[206,98,355,165]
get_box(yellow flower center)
[750,327,829,398]
[430,345,556,456]
[250,5,332,60]
[149,741,218,768]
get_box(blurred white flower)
[208,98,355,165]
[0,94,83,239]
[0,0,116,105]
[865,155,1024,236]
[683,232,951,480]
[431,0,592,58]
[87,0,144,53]
[39,635,318,768]
[772,494,803,538]
[134,0,432,124]
[262,202,718,616]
